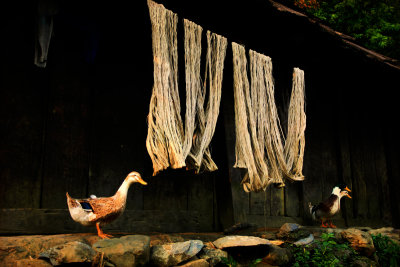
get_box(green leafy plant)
[220,255,238,267]
[291,232,356,267]
[372,233,400,267]
[291,245,311,267]
[221,256,262,267]
[291,0,400,60]
[250,258,263,267]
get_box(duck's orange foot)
[320,222,328,228]
[96,222,113,239]
[328,222,337,228]
[98,232,113,239]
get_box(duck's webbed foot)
[96,222,113,239]
[320,220,328,228]
[328,221,337,228]
[99,232,113,239]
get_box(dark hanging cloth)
[34,0,59,68]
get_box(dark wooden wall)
[1,0,399,234]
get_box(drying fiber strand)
[232,42,305,192]
[146,0,184,175]
[188,31,227,172]
[146,0,227,175]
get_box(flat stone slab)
[213,235,270,249]
[198,246,228,266]
[13,258,53,267]
[263,245,292,266]
[93,235,150,267]
[151,240,204,267]
[341,228,376,257]
[293,234,314,246]
[279,223,300,234]
[39,241,96,265]
[180,258,210,267]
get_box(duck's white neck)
[332,186,341,197]
[115,179,133,199]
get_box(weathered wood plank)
[0,67,46,209]
[212,112,235,230]
[336,117,354,223]
[285,181,300,217]
[250,186,274,230]
[250,188,271,216]
[247,214,303,228]
[40,70,91,209]
[361,130,381,220]
[320,123,339,206]
[187,172,215,232]
[220,71,250,224]
[143,169,188,211]
[301,122,324,223]
[270,186,285,216]
[0,209,201,234]
[383,126,400,227]
[374,129,392,224]
[348,121,368,220]
[87,81,148,210]
[229,169,250,223]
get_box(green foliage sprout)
[220,255,263,267]
[291,232,356,267]
[220,255,237,267]
[372,233,400,267]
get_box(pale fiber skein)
[232,42,305,192]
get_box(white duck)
[66,171,147,238]
[309,184,352,228]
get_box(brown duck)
[66,171,147,239]
[309,184,352,228]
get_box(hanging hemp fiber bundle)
[146,0,184,175]
[146,0,227,175]
[284,68,306,179]
[187,31,227,172]
[182,19,202,161]
[232,43,305,192]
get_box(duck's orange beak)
[345,192,352,199]
[137,177,147,185]
[345,186,351,192]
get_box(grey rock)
[151,240,204,266]
[257,231,277,240]
[293,234,314,246]
[351,256,378,267]
[180,258,210,267]
[368,227,394,235]
[276,223,312,242]
[326,228,346,240]
[278,223,300,235]
[93,235,150,267]
[223,222,258,235]
[333,247,353,263]
[368,227,400,244]
[14,259,53,267]
[278,229,311,241]
[39,241,96,265]
[213,236,270,249]
[353,226,373,232]
[263,245,292,266]
[341,229,376,257]
[198,246,227,266]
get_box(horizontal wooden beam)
[0,209,201,234]
[247,215,303,228]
